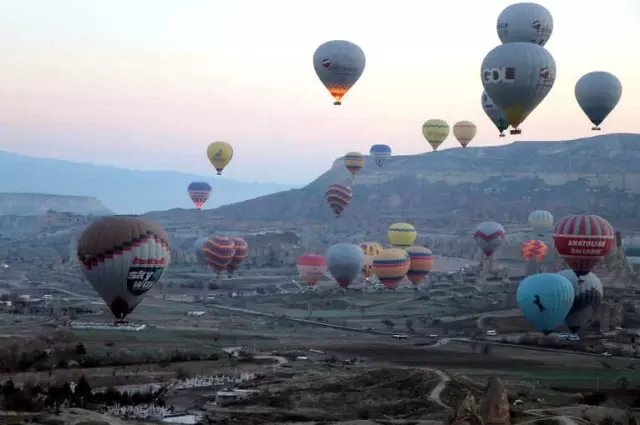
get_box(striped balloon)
[343,152,365,178]
[226,236,249,277]
[373,248,411,289]
[520,239,548,261]
[528,210,554,235]
[202,236,236,274]
[452,120,477,148]
[473,221,506,257]
[187,181,212,209]
[557,269,603,334]
[369,144,392,168]
[553,214,614,278]
[325,184,353,218]
[360,242,383,280]
[405,246,434,285]
[297,254,327,287]
[388,222,417,248]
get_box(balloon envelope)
[326,243,365,289]
[452,121,477,148]
[297,254,327,287]
[406,246,434,284]
[343,152,365,177]
[77,216,172,320]
[226,236,248,276]
[521,239,548,261]
[202,236,236,273]
[313,40,366,105]
[206,142,233,175]
[360,242,383,279]
[517,273,574,334]
[473,221,506,256]
[481,91,509,136]
[187,181,212,209]
[528,210,554,235]
[373,248,411,289]
[481,42,556,132]
[553,214,614,277]
[557,269,603,333]
[388,222,417,248]
[575,71,622,130]
[496,2,554,46]
[422,119,450,151]
[325,184,353,218]
[369,144,392,168]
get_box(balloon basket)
[510,128,522,135]
[592,127,601,131]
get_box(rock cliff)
[0,193,112,216]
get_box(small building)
[215,389,260,406]
[391,334,409,340]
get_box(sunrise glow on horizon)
[0,0,637,184]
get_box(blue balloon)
[326,243,364,289]
[369,144,392,168]
[516,273,574,334]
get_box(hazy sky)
[0,0,637,184]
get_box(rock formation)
[478,376,511,425]
[448,392,484,425]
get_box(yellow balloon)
[388,222,417,248]
[453,121,477,148]
[360,241,383,279]
[422,119,450,151]
[206,142,234,175]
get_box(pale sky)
[0,0,637,184]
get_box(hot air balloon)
[369,144,392,168]
[360,242,383,281]
[202,236,237,281]
[388,222,417,248]
[481,42,556,134]
[313,40,366,106]
[496,2,554,46]
[206,141,233,175]
[325,184,352,218]
[453,121,477,148]
[297,254,327,287]
[528,210,554,236]
[481,91,509,137]
[405,246,434,285]
[575,71,622,131]
[517,273,574,335]
[226,236,249,277]
[624,244,640,272]
[326,243,365,289]
[521,239,548,261]
[473,221,506,257]
[553,214,614,280]
[373,248,411,289]
[344,152,365,178]
[557,269,603,334]
[76,216,172,322]
[422,119,450,151]
[187,181,212,209]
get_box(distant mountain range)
[0,151,300,214]
[199,133,640,231]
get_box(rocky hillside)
[0,193,112,216]
[205,133,640,234]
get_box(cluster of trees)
[0,375,165,412]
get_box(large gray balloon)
[624,244,640,272]
[575,71,622,130]
[497,2,553,47]
[481,42,556,134]
[313,40,366,106]
[325,243,364,289]
[473,221,506,257]
[558,270,603,334]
